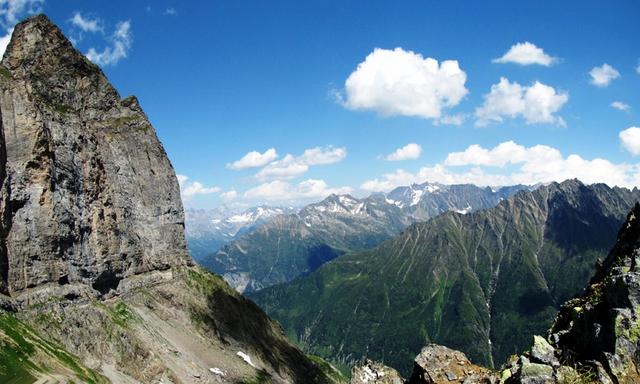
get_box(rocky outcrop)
[511,202,640,383]
[408,345,497,384]
[350,345,498,384]
[0,14,190,305]
[351,360,404,384]
[0,14,343,384]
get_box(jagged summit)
[1,14,125,117]
[4,14,81,66]
[0,12,190,304]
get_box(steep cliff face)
[0,15,344,384]
[0,14,190,302]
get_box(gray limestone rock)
[350,360,404,384]
[408,344,498,384]
[0,14,190,304]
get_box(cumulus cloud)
[0,27,12,58]
[445,141,530,166]
[620,127,640,156]
[256,154,309,180]
[385,143,422,161]
[492,42,557,66]
[164,7,177,15]
[361,141,640,192]
[337,47,468,120]
[475,78,568,126]
[435,114,465,126]
[0,0,43,29]
[220,190,238,202]
[86,20,132,66]
[70,12,102,33]
[244,179,352,202]
[611,101,630,112]
[589,64,620,87]
[227,148,278,170]
[177,174,220,199]
[299,146,347,165]
[256,146,346,181]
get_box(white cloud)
[589,64,620,87]
[164,7,177,15]
[620,127,640,156]
[176,174,220,198]
[0,0,43,29]
[611,101,630,112]
[637,63,640,75]
[445,141,530,166]
[220,190,238,202]
[475,78,568,126]
[361,141,640,192]
[70,12,102,33]
[0,26,12,58]
[435,114,465,126]
[385,143,422,161]
[338,47,468,119]
[256,154,309,180]
[86,20,132,66]
[256,146,346,181]
[244,179,352,202]
[299,146,346,165]
[492,42,557,66]
[227,148,278,170]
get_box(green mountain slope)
[250,180,640,375]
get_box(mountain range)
[250,180,640,375]
[185,206,293,263]
[205,183,528,292]
[352,201,640,384]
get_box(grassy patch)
[94,300,138,329]
[136,124,151,133]
[238,369,271,384]
[184,266,231,296]
[0,66,13,80]
[52,103,72,116]
[308,355,349,383]
[0,312,106,383]
[111,115,140,126]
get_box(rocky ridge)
[0,14,342,383]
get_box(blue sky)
[1,1,638,208]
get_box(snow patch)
[411,189,424,206]
[237,351,257,368]
[455,205,472,215]
[425,184,440,193]
[209,367,225,376]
